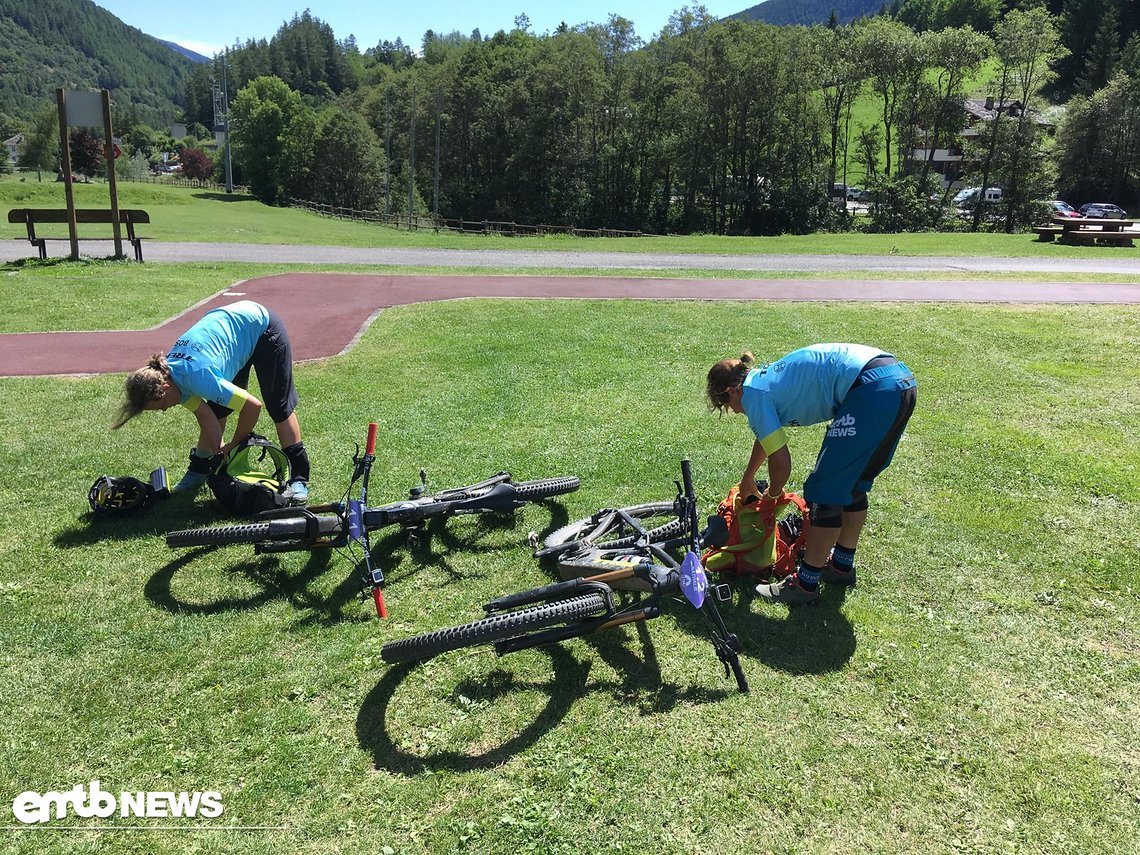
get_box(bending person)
[706,344,916,605]
[113,300,311,502]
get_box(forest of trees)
[0,0,192,132]
[8,1,1140,235]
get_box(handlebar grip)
[680,458,694,498]
[372,586,388,619]
[365,422,378,456]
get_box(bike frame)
[255,423,550,619]
[486,460,749,692]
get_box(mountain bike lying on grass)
[166,423,580,618]
[380,459,749,694]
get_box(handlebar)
[365,422,378,456]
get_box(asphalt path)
[3,270,1139,378]
[3,239,1140,275]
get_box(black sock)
[796,561,823,590]
[831,544,856,572]
[282,441,310,483]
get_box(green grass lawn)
[1,266,1137,853]
[4,174,1139,260]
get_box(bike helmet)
[88,475,153,514]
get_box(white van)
[953,186,1003,206]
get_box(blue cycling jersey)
[166,301,270,412]
[741,343,885,453]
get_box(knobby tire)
[165,515,333,548]
[509,476,580,501]
[380,592,607,663]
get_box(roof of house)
[963,99,1053,127]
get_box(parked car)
[848,187,872,202]
[1078,202,1128,219]
[1049,200,1080,218]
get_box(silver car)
[1078,202,1128,219]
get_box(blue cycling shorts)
[802,360,917,507]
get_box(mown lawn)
[0,265,1137,853]
[3,174,1139,260]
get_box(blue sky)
[93,1,751,58]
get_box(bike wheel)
[542,501,683,553]
[380,592,607,663]
[165,514,339,548]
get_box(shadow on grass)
[375,498,571,592]
[140,498,572,625]
[3,256,140,269]
[144,548,339,617]
[357,647,589,775]
[580,619,736,710]
[192,192,256,203]
[358,610,741,774]
[54,495,222,548]
[730,583,856,674]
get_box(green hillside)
[733,0,885,26]
[0,0,192,129]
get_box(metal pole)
[221,51,233,193]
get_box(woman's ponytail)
[112,352,171,429]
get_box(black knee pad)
[810,503,843,528]
[844,492,868,513]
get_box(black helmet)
[88,475,153,514]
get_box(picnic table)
[1034,216,1137,247]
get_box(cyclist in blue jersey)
[113,300,311,501]
[706,345,916,604]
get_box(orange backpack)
[702,484,810,578]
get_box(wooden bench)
[1032,225,1062,241]
[7,208,151,261]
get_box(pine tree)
[1077,3,1121,93]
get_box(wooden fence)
[283,198,655,238]
[121,175,250,193]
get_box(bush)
[864,175,946,233]
[179,147,215,181]
[116,152,151,181]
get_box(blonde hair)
[112,352,171,429]
[706,351,757,412]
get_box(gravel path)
[3,239,1140,275]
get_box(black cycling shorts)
[207,309,299,423]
